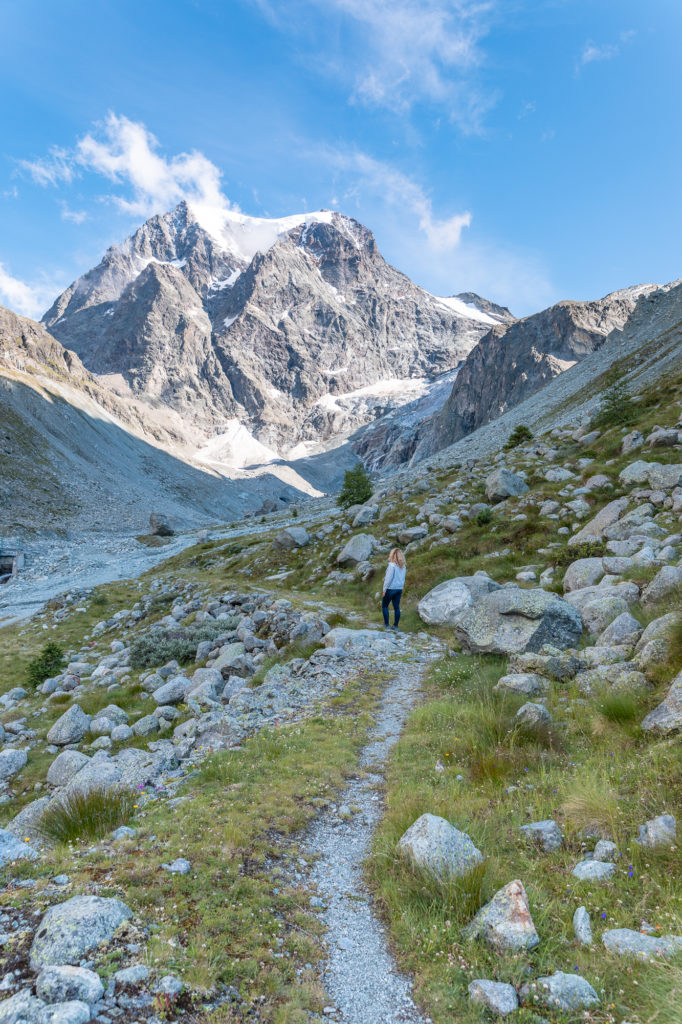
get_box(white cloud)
[60,202,88,224]
[19,146,76,186]
[323,148,472,250]
[0,264,62,319]
[254,0,495,124]
[580,29,635,67]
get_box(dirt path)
[304,637,441,1024]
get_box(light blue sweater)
[383,562,406,591]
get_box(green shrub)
[27,642,64,688]
[291,507,299,518]
[129,620,236,669]
[475,507,492,526]
[337,463,373,509]
[597,689,641,724]
[552,539,606,566]
[504,424,533,450]
[593,376,639,428]
[37,787,136,843]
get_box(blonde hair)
[389,548,406,569]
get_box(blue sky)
[1,0,680,318]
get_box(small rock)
[156,975,183,997]
[519,819,562,852]
[573,906,592,945]
[593,839,617,862]
[571,860,616,882]
[162,858,191,875]
[30,895,132,969]
[36,966,104,1005]
[113,964,149,988]
[462,879,539,951]
[602,928,682,958]
[46,706,90,746]
[525,971,598,1011]
[397,813,483,881]
[637,814,676,848]
[468,979,518,1016]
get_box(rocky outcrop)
[411,284,659,461]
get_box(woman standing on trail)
[382,548,406,630]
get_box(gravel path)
[305,638,440,1024]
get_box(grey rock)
[6,797,52,840]
[515,702,552,729]
[596,612,642,647]
[397,525,428,544]
[417,572,500,626]
[563,557,604,593]
[593,839,617,862]
[637,813,676,848]
[526,972,599,1011]
[485,468,528,503]
[113,965,149,988]
[495,672,549,696]
[162,857,191,874]
[602,928,682,958]
[520,819,563,852]
[621,430,644,453]
[43,1002,91,1024]
[156,976,184,997]
[149,512,173,536]
[337,533,375,567]
[573,906,592,945]
[131,715,159,737]
[568,497,629,546]
[111,826,136,841]
[110,724,133,742]
[46,706,90,746]
[273,526,309,550]
[641,669,682,735]
[642,565,682,605]
[30,895,132,969]
[453,586,582,655]
[397,813,483,881]
[646,462,682,490]
[468,979,518,1016]
[152,676,190,705]
[352,505,378,527]
[0,828,39,865]
[36,966,104,1005]
[578,594,631,634]
[0,989,47,1024]
[0,747,28,782]
[462,879,539,951]
[572,860,616,882]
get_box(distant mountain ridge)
[43,202,495,454]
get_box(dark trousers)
[382,588,402,627]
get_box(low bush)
[597,688,641,724]
[593,376,639,429]
[552,539,606,566]
[37,786,136,843]
[475,507,492,526]
[504,423,533,450]
[129,620,236,668]
[27,642,64,688]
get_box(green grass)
[368,653,682,1024]
[36,786,137,843]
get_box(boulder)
[324,627,399,655]
[642,565,682,606]
[593,839,618,862]
[44,1002,91,1024]
[0,828,39,866]
[0,990,48,1024]
[131,715,159,737]
[641,670,682,735]
[563,558,605,593]
[352,505,378,527]
[520,819,562,852]
[621,430,644,453]
[568,497,629,546]
[397,525,428,544]
[113,964,149,988]
[152,676,191,705]
[337,533,374,567]
[30,895,132,969]
[577,595,631,634]
[213,643,253,679]
[495,673,549,697]
[525,972,598,1012]
[572,860,615,882]
[417,572,501,626]
[637,814,676,848]
[397,813,483,881]
[149,512,173,536]
[516,702,552,729]
[36,967,103,1005]
[46,706,90,746]
[647,462,682,490]
[462,879,539,951]
[0,747,28,782]
[452,587,582,655]
[485,468,529,503]
[273,526,309,550]
[573,906,593,945]
[6,797,51,840]
[468,980,518,1016]
[596,612,642,647]
[602,928,682,958]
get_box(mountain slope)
[43,203,495,453]
[409,283,661,461]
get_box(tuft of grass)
[36,787,137,844]
[596,688,641,725]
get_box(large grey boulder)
[642,565,682,605]
[641,670,682,735]
[516,702,552,729]
[597,611,642,647]
[397,813,483,881]
[6,797,52,840]
[36,966,104,1005]
[468,980,518,1016]
[520,819,562,852]
[397,525,428,544]
[352,505,378,527]
[417,572,500,626]
[337,533,374,566]
[0,747,28,782]
[273,526,309,550]
[646,462,682,490]
[568,497,628,547]
[525,972,599,1011]
[324,627,399,655]
[637,814,676,848]
[149,512,173,536]
[453,586,582,654]
[576,594,631,634]
[602,928,682,958]
[0,828,39,865]
[485,468,528,503]
[152,675,190,705]
[30,895,132,969]
[462,879,539,951]
[44,1001,91,1024]
[46,706,90,746]
[0,989,47,1024]
[563,558,605,593]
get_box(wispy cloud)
[254,0,496,126]
[18,113,237,240]
[0,263,63,319]
[580,29,635,67]
[323,147,472,249]
[60,202,88,224]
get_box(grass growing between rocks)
[368,654,682,1024]
[36,786,137,844]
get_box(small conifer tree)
[337,463,373,509]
